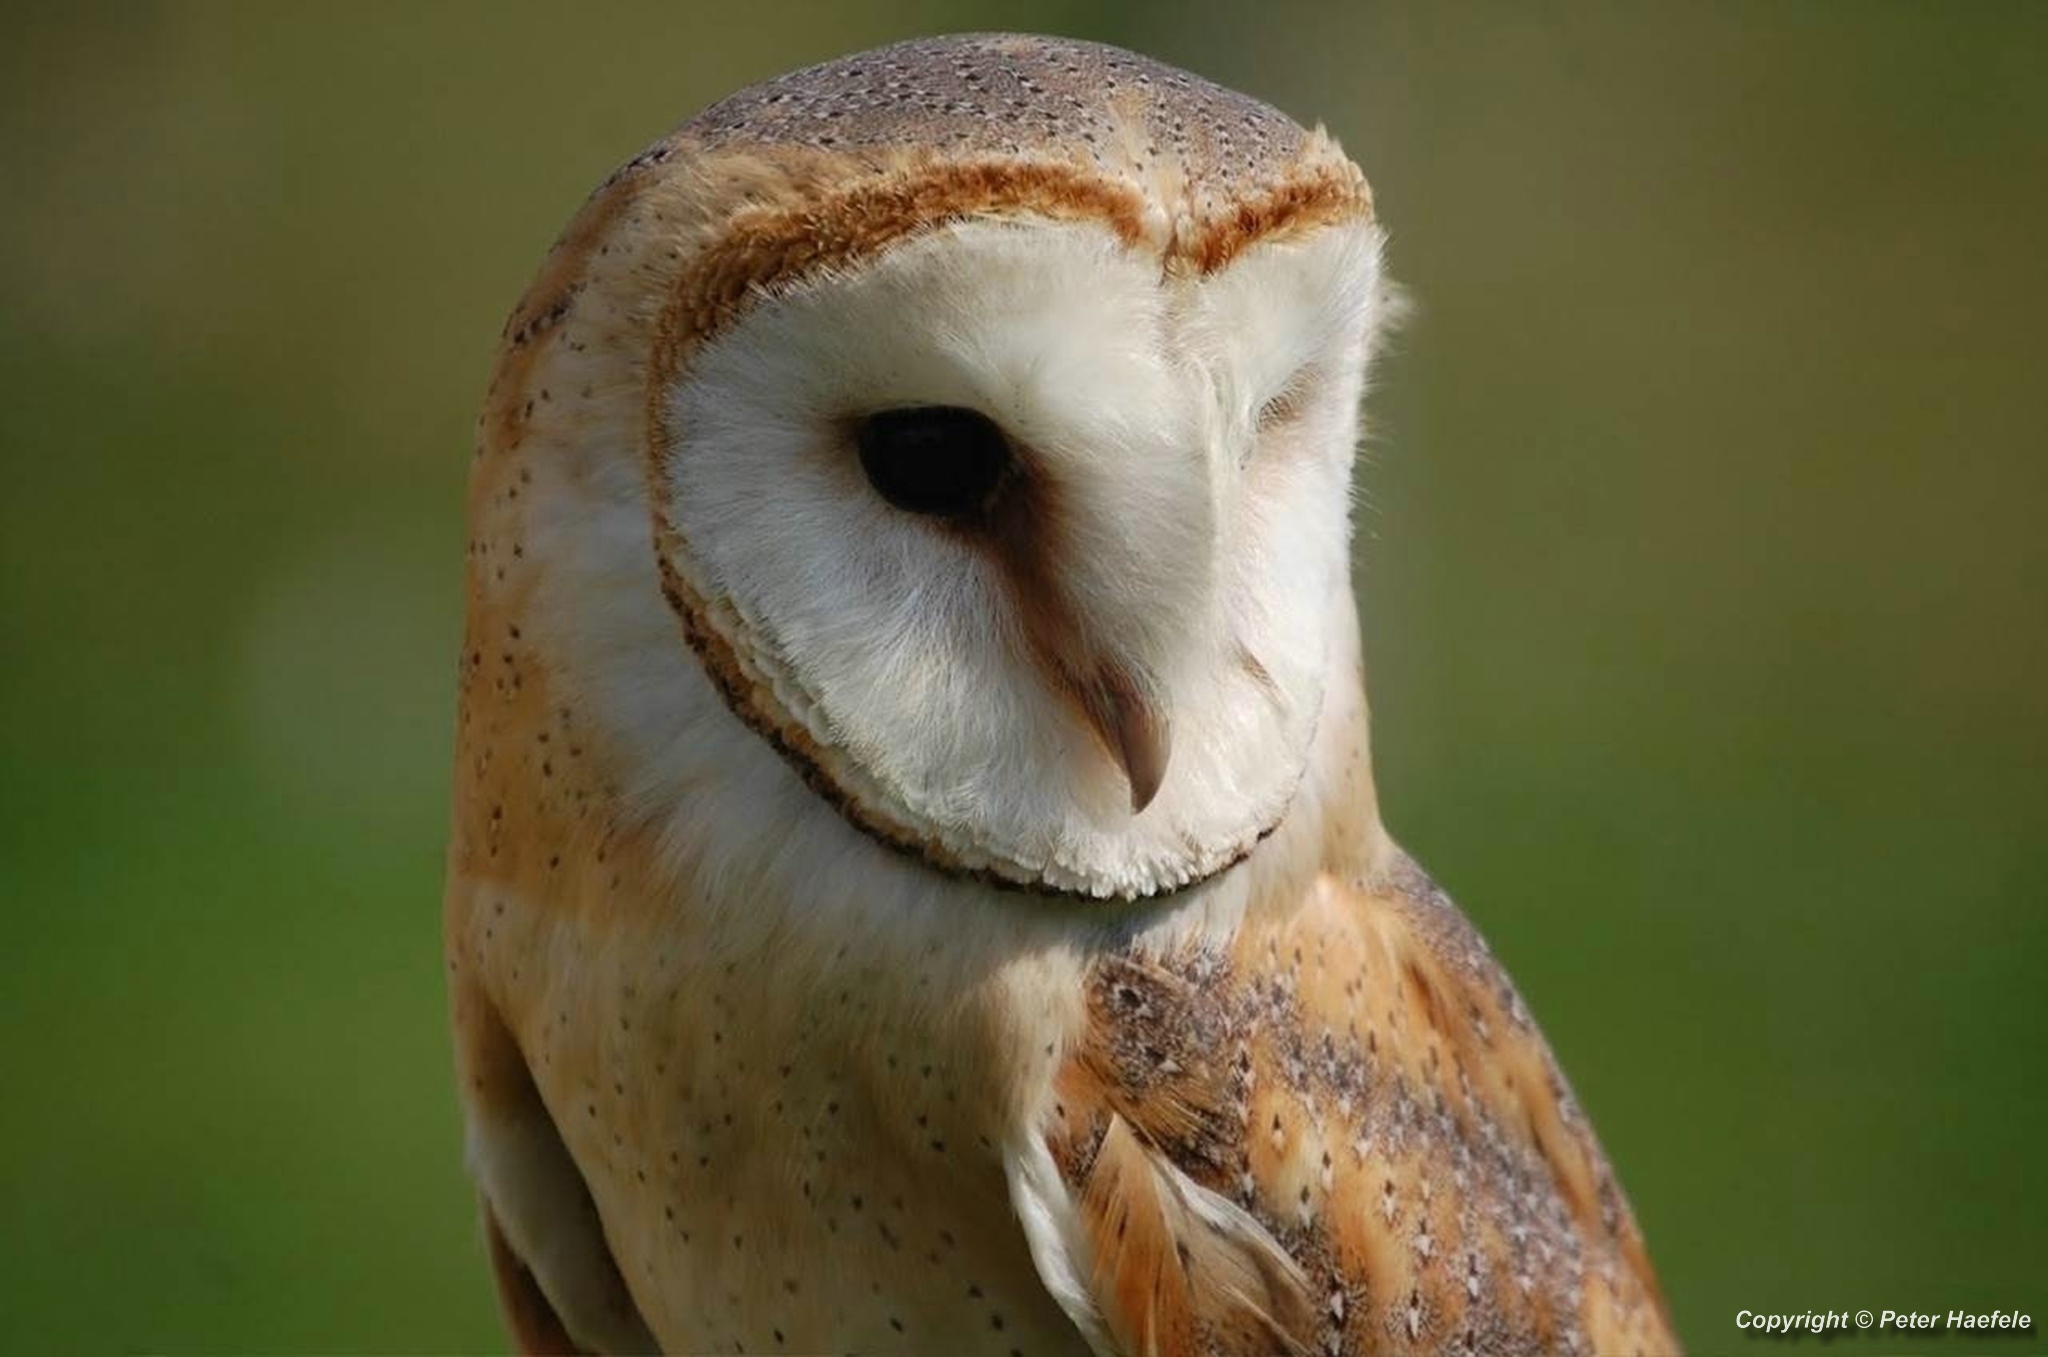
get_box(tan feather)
[1076,1114,1317,1357]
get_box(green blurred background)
[4,2,2043,1351]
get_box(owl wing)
[1012,852,1679,1356]
[450,966,657,1356]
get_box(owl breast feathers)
[445,32,1677,1357]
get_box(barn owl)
[445,32,1677,1357]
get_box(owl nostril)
[854,406,1013,519]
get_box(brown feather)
[1046,857,1680,1356]
[1077,1115,1318,1357]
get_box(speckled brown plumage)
[1047,857,1675,1355]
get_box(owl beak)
[1080,665,1171,815]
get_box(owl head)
[490,35,1397,901]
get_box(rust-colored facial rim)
[641,154,1370,901]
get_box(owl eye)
[854,406,1013,519]
[1257,364,1323,431]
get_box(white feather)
[1006,1135,1120,1357]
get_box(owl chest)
[536,943,1087,1355]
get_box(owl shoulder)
[1010,854,1679,1355]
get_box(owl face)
[647,205,1388,899]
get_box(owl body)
[446,35,1675,1355]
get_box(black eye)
[854,406,1012,519]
